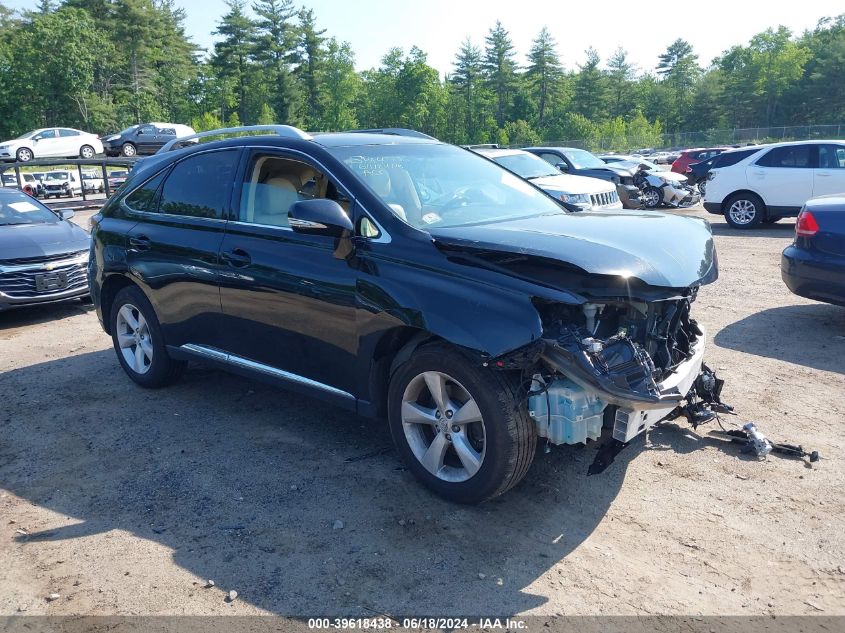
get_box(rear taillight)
[795,209,819,237]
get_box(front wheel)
[121,142,137,157]
[16,147,32,162]
[110,286,186,388]
[387,343,536,503]
[80,145,95,159]
[725,192,765,229]
[642,186,662,208]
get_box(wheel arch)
[361,326,445,419]
[99,274,144,335]
[721,189,768,214]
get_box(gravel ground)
[1,206,843,618]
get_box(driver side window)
[238,153,352,228]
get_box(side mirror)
[33,136,42,142]
[555,162,569,172]
[288,199,353,237]
[58,209,75,220]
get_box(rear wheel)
[725,192,765,229]
[697,180,706,196]
[80,145,95,159]
[110,286,185,388]
[387,343,536,503]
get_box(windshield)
[561,149,606,170]
[14,130,37,140]
[489,152,560,179]
[119,125,139,136]
[0,191,59,225]
[329,143,565,229]
[46,172,69,181]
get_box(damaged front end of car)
[432,213,727,473]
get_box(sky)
[6,0,843,76]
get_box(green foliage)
[0,4,841,151]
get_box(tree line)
[0,0,842,149]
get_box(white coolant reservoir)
[528,377,606,445]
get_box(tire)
[80,145,95,159]
[643,186,662,209]
[697,180,706,196]
[16,147,32,162]
[387,343,536,503]
[110,286,186,388]
[121,142,137,157]
[724,192,765,229]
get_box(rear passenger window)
[159,150,238,219]
[124,171,167,213]
[818,145,845,169]
[757,145,812,168]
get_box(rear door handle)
[221,248,251,268]
[128,235,151,251]
[816,172,830,177]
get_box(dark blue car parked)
[782,196,845,307]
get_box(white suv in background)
[0,128,104,162]
[704,140,845,228]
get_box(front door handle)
[128,235,151,251]
[221,248,251,268]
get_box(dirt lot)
[1,207,843,618]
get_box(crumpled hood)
[0,221,90,260]
[651,170,688,184]
[529,173,616,195]
[429,210,717,289]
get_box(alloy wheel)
[17,148,32,162]
[116,303,153,374]
[400,371,486,483]
[81,145,95,159]
[122,143,136,157]
[643,187,661,208]
[728,199,756,225]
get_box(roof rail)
[344,128,437,140]
[159,125,313,153]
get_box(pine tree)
[482,21,518,127]
[451,38,485,142]
[294,8,327,128]
[252,0,301,125]
[212,0,258,124]
[572,48,607,122]
[525,26,562,128]
[606,48,635,119]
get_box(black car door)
[216,148,360,398]
[124,148,240,348]
[134,125,158,154]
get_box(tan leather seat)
[254,176,300,226]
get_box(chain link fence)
[548,124,845,152]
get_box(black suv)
[89,126,722,503]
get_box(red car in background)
[671,147,729,174]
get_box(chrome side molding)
[180,343,354,400]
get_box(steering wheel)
[433,186,488,214]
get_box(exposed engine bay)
[490,291,734,471]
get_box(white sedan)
[0,128,104,162]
